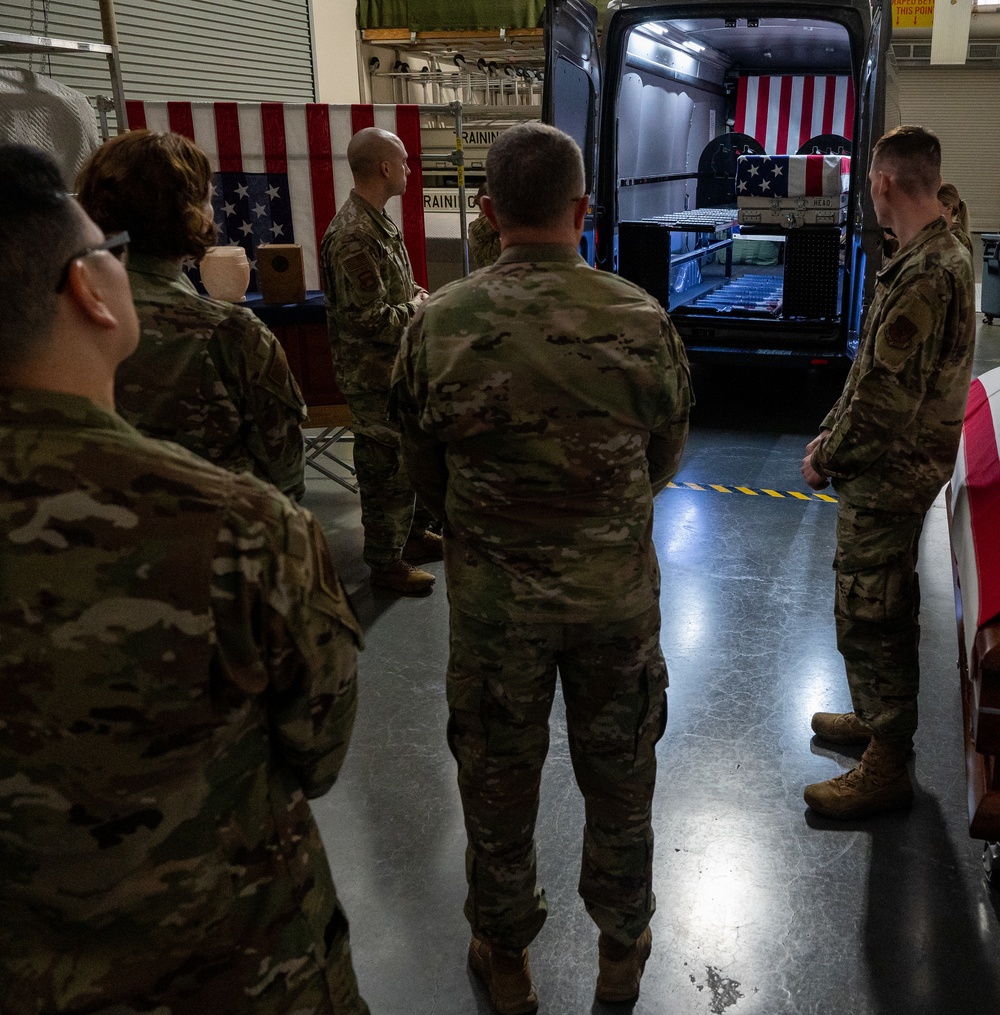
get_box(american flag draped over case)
[125,101,428,293]
[951,368,1000,663]
[736,154,851,198]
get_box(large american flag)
[951,368,1000,664]
[124,101,427,292]
[734,76,855,155]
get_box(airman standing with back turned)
[802,125,976,820]
[393,122,692,1013]
[320,126,440,594]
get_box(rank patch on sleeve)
[343,252,378,293]
[884,314,918,349]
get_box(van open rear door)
[543,0,602,263]
[856,0,892,313]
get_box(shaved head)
[348,127,406,182]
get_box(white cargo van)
[543,0,895,366]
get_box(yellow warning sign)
[893,1,935,28]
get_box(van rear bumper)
[682,344,854,368]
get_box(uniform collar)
[877,217,950,286]
[349,190,398,237]
[0,387,135,435]
[127,253,186,281]
[496,243,587,265]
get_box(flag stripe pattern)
[735,76,855,154]
[395,103,428,275]
[124,100,429,292]
[305,103,336,285]
[951,371,1000,663]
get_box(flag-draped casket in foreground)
[735,154,851,227]
[125,101,428,293]
[949,366,1000,838]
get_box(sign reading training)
[893,1,934,28]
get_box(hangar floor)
[302,321,1000,1015]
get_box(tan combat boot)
[402,528,444,564]
[369,559,435,594]
[803,737,913,820]
[468,934,538,1015]
[595,926,652,1003]
[811,711,872,745]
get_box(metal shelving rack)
[0,0,128,132]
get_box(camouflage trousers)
[446,603,668,953]
[834,503,924,749]
[348,394,433,566]
[2,893,370,1015]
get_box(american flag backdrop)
[124,101,428,292]
[951,368,1000,663]
[734,76,855,155]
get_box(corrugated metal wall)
[0,0,315,103]
[897,66,1000,232]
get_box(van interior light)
[629,33,657,61]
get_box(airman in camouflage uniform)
[802,126,976,820]
[468,209,501,269]
[118,255,308,499]
[75,130,307,502]
[0,144,369,1015]
[393,123,692,1012]
[468,183,502,270]
[321,127,439,594]
[938,181,974,256]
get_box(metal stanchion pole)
[98,0,128,131]
[454,102,469,276]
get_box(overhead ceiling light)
[682,40,707,53]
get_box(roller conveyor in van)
[676,275,783,318]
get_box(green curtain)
[357,1,546,31]
[356,0,617,32]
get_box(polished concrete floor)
[302,320,1000,1015]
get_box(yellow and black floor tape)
[666,481,837,503]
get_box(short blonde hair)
[938,182,970,234]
